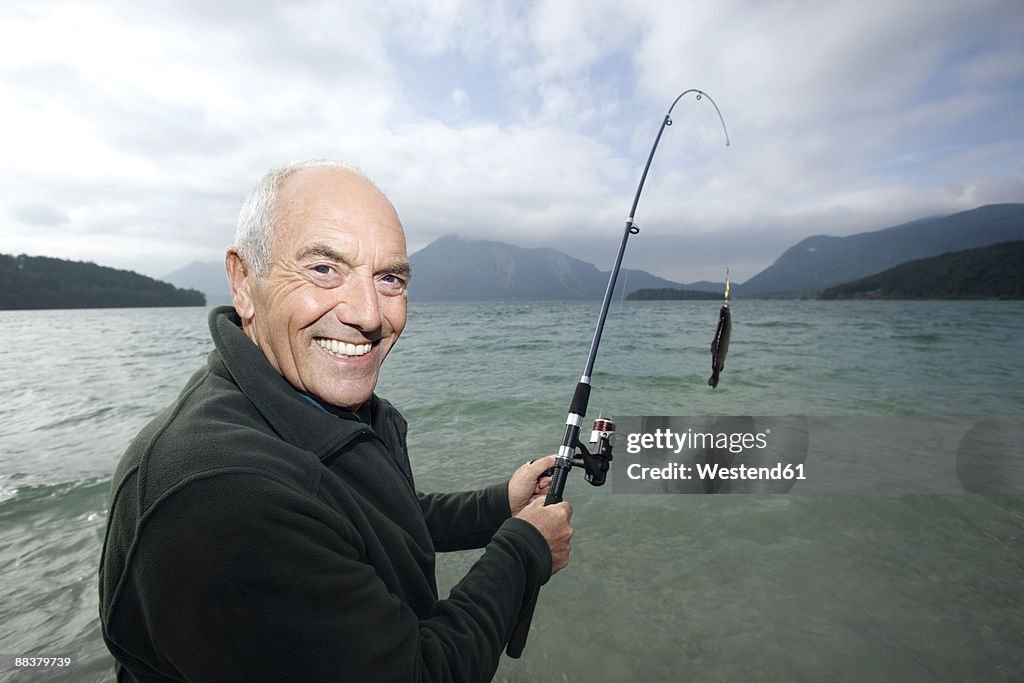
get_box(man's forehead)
[277,165,395,217]
[274,167,407,258]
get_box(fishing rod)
[507,89,730,658]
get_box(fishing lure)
[708,273,731,388]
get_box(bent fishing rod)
[507,89,730,658]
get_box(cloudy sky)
[1,0,1022,284]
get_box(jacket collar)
[206,306,372,457]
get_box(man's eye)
[308,264,343,287]
[378,273,407,293]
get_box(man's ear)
[225,248,255,320]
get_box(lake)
[1,300,1021,681]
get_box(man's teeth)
[316,338,373,357]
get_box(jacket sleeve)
[105,471,550,683]
[417,482,511,552]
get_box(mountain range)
[406,235,685,301]
[818,241,1024,300]
[163,203,1024,302]
[738,203,1024,296]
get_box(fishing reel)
[570,417,615,487]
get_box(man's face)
[232,167,409,410]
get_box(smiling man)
[99,160,573,682]
[228,163,411,413]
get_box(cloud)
[9,203,70,227]
[0,0,1021,282]
[448,88,470,110]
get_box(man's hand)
[507,455,556,515]
[508,455,573,573]
[515,497,573,574]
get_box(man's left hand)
[508,455,556,516]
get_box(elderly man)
[99,160,573,681]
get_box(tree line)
[818,241,1024,300]
[0,254,206,310]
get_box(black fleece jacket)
[99,307,552,682]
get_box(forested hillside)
[0,254,205,309]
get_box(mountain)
[407,235,686,301]
[0,254,205,309]
[155,203,1024,302]
[163,260,232,306]
[818,241,1024,300]
[738,204,1024,296]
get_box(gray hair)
[234,159,366,276]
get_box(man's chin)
[310,384,375,412]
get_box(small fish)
[708,274,731,388]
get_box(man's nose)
[335,273,382,333]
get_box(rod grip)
[569,381,591,417]
[506,587,540,658]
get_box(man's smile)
[314,337,376,358]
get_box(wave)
[890,332,944,344]
[0,477,110,523]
